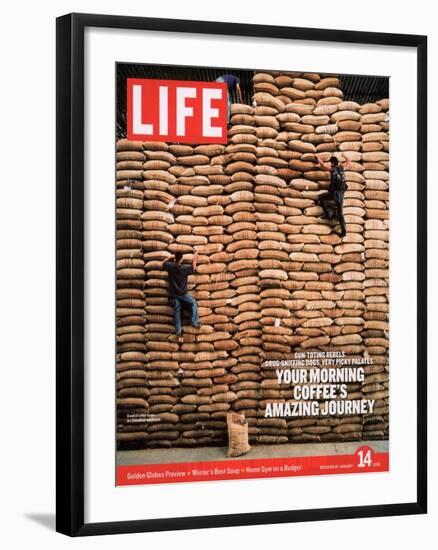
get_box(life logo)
[127,78,228,144]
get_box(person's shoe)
[321,210,334,221]
[191,323,200,329]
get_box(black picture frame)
[56,12,427,537]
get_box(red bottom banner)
[117,446,389,486]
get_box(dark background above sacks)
[116,63,389,140]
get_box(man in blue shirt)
[215,74,243,123]
[161,250,199,336]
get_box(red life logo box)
[127,78,228,143]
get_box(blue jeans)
[170,293,199,334]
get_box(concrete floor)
[118,440,389,465]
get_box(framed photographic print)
[56,13,427,536]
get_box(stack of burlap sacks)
[116,71,389,450]
[116,141,149,443]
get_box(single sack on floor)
[227,412,251,457]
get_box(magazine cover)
[115,64,389,486]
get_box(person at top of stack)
[316,153,351,238]
[161,250,199,337]
[215,74,243,124]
